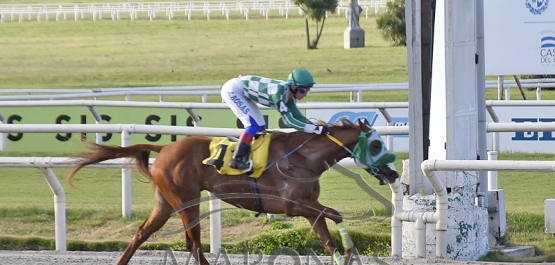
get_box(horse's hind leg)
[116,189,173,265]
[175,204,210,265]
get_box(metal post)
[0,112,6,151]
[39,167,67,251]
[121,130,132,219]
[208,192,221,254]
[476,0,488,209]
[487,151,498,190]
[497,76,504,100]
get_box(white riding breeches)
[220,77,266,132]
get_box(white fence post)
[39,167,67,251]
[121,129,132,219]
[208,192,221,254]
[487,151,498,190]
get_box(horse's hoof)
[343,247,358,262]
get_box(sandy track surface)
[0,250,527,265]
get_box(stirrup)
[230,158,253,172]
[241,159,253,173]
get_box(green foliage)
[295,0,337,21]
[480,248,555,263]
[68,241,127,251]
[0,237,54,251]
[232,228,318,254]
[139,241,212,253]
[223,227,390,256]
[375,0,406,46]
[506,212,544,234]
[293,0,338,49]
[346,230,391,256]
[0,230,387,256]
[268,221,293,230]
[521,75,555,90]
[521,74,555,80]
[479,249,512,262]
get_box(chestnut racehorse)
[68,118,398,265]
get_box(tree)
[294,0,338,49]
[376,0,406,46]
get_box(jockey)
[221,68,329,170]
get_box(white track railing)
[0,83,411,102]
[0,157,150,252]
[0,0,389,22]
[5,99,555,152]
[1,79,553,102]
[0,101,410,151]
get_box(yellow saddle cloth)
[202,134,272,179]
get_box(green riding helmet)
[287,68,315,87]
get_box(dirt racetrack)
[0,250,538,265]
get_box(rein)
[325,134,358,158]
[282,135,317,159]
[265,127,390,172]
[263,135,317,171]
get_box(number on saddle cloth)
[202,134,272,178]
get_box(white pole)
[419,163,448,259]
[0,113,6,151]
[0,131,5,151]
[415,218,426,258]
[487,151,498,190]
[208,192,221,254]
[39,167,67,251]
[389,179,403,257]
[476,0,488,208]
[121,129,132,219]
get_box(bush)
[0,237,54,250]
[520,75,555,90]
[376,0,406,46]
[225,228,391,256]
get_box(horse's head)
[353,119,399,185]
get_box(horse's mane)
[268,118,359,140]
[327,118,358,129]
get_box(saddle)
[202,134,272,178]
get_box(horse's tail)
[68,143,164,188]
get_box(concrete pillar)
[402,0,489,260]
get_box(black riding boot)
[230,141,252,170]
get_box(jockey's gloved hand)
[313,125,330,135]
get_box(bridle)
[325,127,390,173]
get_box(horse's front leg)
[303,208,355,265]
[337,222,355,259]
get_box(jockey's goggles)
[296,86,311,94]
